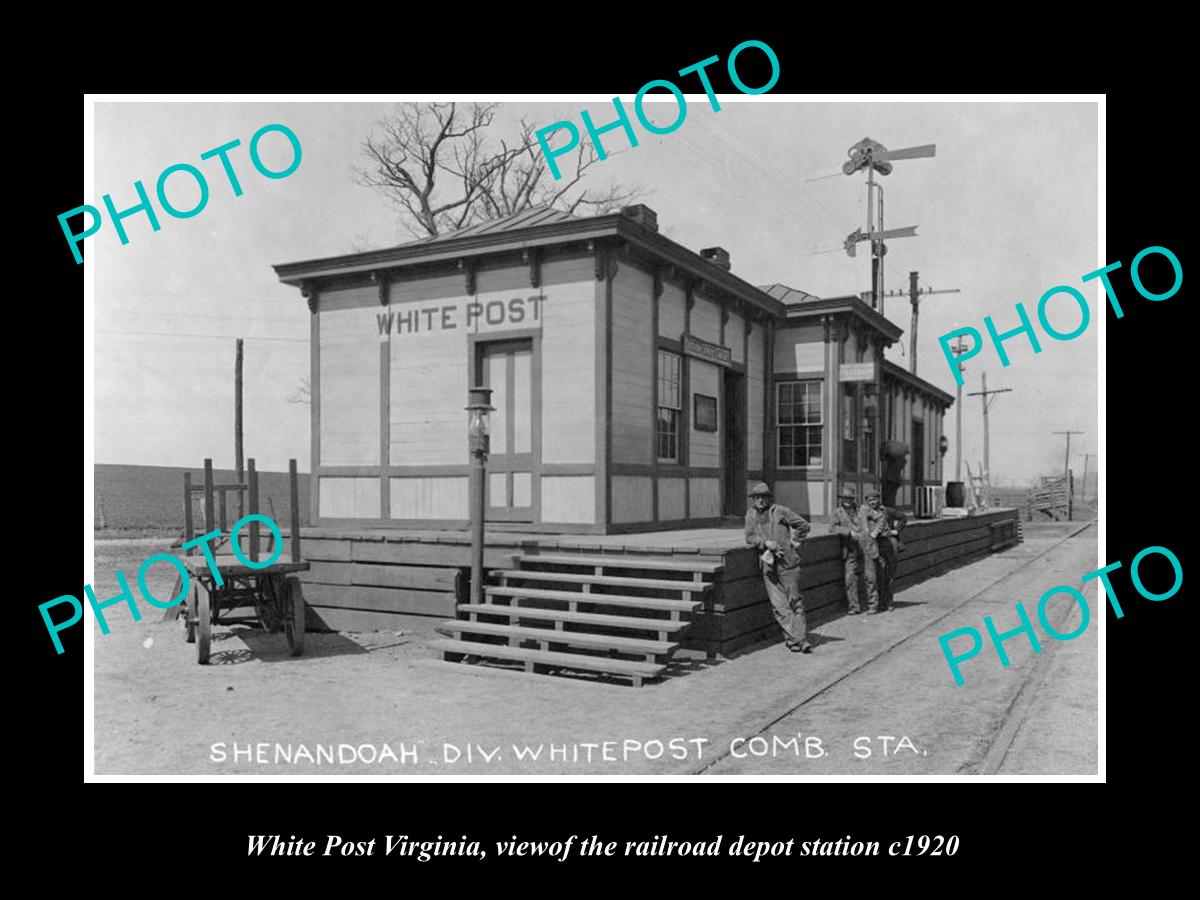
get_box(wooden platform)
[296,509,1022,658]
[182,555,310,578]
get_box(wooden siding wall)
[691,295,721,344]
[540,258,596,467]
[658,282,686,338]
[320,476,380,518]
[320,287,381,466]
[726,312,745,364]
[390,476,468,519]
[389,273,468,467]
[879,373,950,506]
[298,535,469,634]
[315,255,597,527]
[611,475,653,523]
[688,478,720,518]
[689,360,720,467]
[774,324,824,375]
[542,475,595,523]
[606,260,760,529]
[610,264,654,466]
[658,477,686,520]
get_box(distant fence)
[1028,472,1073,521]
[95,464,311,532]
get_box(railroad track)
[684,519,1096,775]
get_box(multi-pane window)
[777,381,822,468]
[657,350,682,462]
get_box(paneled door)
[476,338,535,522]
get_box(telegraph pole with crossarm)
[967,373,1012,507]
[878,272,962,376]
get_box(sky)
[91,98,1098,485]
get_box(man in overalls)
[744,482,812,653]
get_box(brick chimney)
[620,204,658,232]
[701,247,731,270]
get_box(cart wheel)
[197,585,211,664]
[284,577,305,657]
[184,584,197,643]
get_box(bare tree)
[356,103,643,238]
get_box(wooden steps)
[457,603,690,635]
[495,569,711,592]
[437,620,678,656]
[485,585,700,614]
[517,553,724,574]
[433,550,721,686]
[428,638,666,686]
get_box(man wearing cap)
[859,489,907,613]
[744,482,813,652]
[831,485,866,615]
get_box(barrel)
[945,481,966,508]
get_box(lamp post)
[467,387,494,607]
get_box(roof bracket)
[300,281,319,314]
[523,248,541,289]
[589,241,605,281]
[371,270,390,306]
[458,258,476,295]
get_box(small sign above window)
[682,334,733,367]
[693,394,718,432]
[839,362,877,382]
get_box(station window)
[657,350,682,462]
[777,380,822,468]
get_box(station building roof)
[274,205,787,319]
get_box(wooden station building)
[273,205,1012,671]
[275,204,951,533]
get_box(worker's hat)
[747,482,772,497]
[864,487,881,499]
[838,485,858,499]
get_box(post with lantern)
[466,386,494,606]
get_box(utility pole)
[879,274,961,375]
[1053,430,1084,485]
[1052,430,1083,522]
[967,373,1012,507]
[950,336,970,483]
[235,338,245,521]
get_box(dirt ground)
[91,523,1099,777]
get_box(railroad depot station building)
[275,204,953,534]
[273,205,1013,662]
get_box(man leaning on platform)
[744,482,812,653]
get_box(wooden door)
[911,419,925,490]
[477,339,534,522]
[723,370,746,515]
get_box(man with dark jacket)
[858,488,908,613]
[830,485,866,614]
[744,482,812,652]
